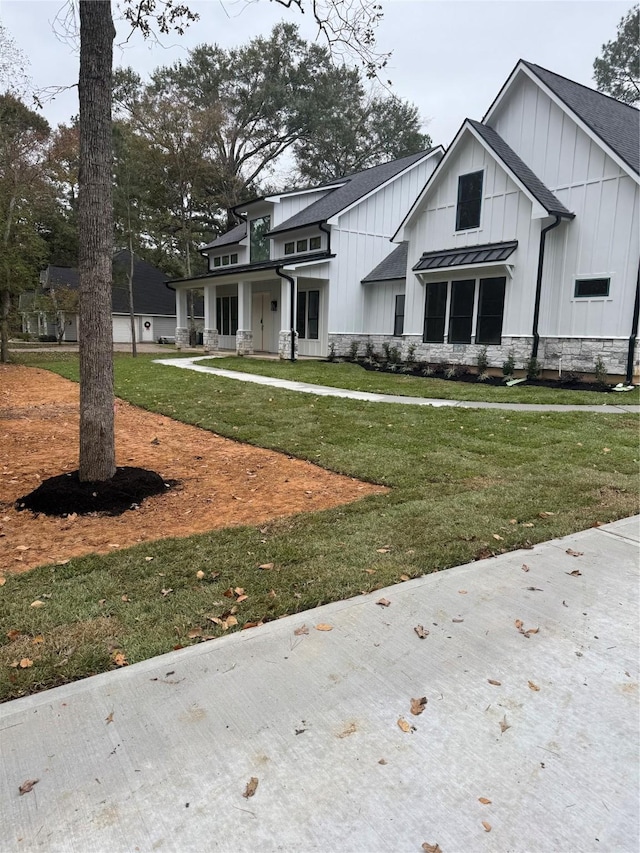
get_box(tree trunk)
[78,0,116,481]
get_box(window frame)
[455,170,484,232]
[309,236,321,251]
[574,277,610,298]
[296,238,308,253]
[284,241,295,255]
[394,294,405,337]
[476,276,506,345]
[422,281,448,343]
[216,295,239,336]
[296,289,320,340]
[448,279,475,343]
[249,215,271,263]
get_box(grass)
[1,351,638,702]
[198,356,640,405]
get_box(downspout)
[625,261,640,384]
[318,222,331,255]
[531,215,562,360]
[276,266,296,362]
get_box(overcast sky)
[0,0,629,148]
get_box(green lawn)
[199,356,640,405]
[1,351,638,702]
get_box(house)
[168,148,444,357]
[378,60,639,381]
[21,251,195,344]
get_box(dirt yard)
[0,365,385,575]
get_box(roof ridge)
[522,59,640,114]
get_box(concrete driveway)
[1,517,638,852]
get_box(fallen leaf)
[602,447,610,453]
[234,587,245,596]
[196,570,205,580]
[19,658,33,668]
[526,587,543,592]
[410,696,427,716]
[19,779,39,796]
[528,680,540,691]
[376,598,391,607]
[30,600,45,609]
[397,717,415,733]
[414,625,429,639]
[452,617,464,623]
[6,629,21,641]
[514,619,524,630]
[161,588,173,597]
[538,511,555,518]
[478,797,492,805]
[376,547,391,554]
[378,759,387,765]
[363,568,376,575]
[566,549,584,557]
[499,715,511,734]
[315,624,333,631]
[509,518,518,524]
[15,545,29,551]
[222,615,238,630]
[521,564,530,572]
[187,628,202,639]
[222,588,234,598]
[422,844,442,853]
[458,589,468,594]
[105,711,114,724]
[144,556,154,562]
[566,569,582,577]
[524,627,539,636]
[492,534,504,541]
[56,559,70,566]
[482,821,492,832]
[121,595,130,603]
[243,777,259,799]
[400,574,410,582]
[487,679,501,686]
[294,625,309,636]
[0,577,6,586]
[242,620,263,630]
[268,589,276,599]
[337,722,357,738]
[32,635,44,645]
[258,563,274,570]
[112,652,128,667]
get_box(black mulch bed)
[16,467,171,517]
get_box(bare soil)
[0,365,385,575]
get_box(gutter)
[531,214,563,359]
[318,222,331,255]
[275,266,297,362]
[626,261,640,384]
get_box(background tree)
[593,4,640,105]
[41,121,80,266]
[0,94,51,362]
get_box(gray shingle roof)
[361,243,408,283]
[413,240,518,272]
[201,222,247,251]
[269,150,434,235]
[522,61,639,175]
[469,120,573,217]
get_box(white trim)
[484,62,639,185]
[415,261,515,279]
[265,183,346,203]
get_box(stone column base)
[236,329,254,356]
[279,329,299,360]
[175,327,189,349]
[203,329,219,352]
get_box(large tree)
[593,4,640,105]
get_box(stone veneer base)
[235,329,254,356]
[278,330,299,360]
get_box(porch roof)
[168,251,333,287]
[413,240,518,273]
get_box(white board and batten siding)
[490,74,640,339]
[363,280,405,335]
[328,156,440,334]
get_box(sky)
[0,0,629,150]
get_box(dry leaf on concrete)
[566,549,584,557]
[243,777,259,799]
[422,844,442,853]
[528,681,540,691]
[487,679,501,686]
[294,625,309,636]
[315,624,333,631]
[478,797,492,805]
[482,821,492,832]
[376,598,391,607]
[499,715,511,734]
[397,717,415,733]
[414,625,429,639]
[18,779,39,796]
[410,697,427,716]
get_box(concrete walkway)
[155,356,640,413]
[2,517,638,852]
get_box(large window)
[423,282,447,342]
[476,277,506,344]
[448,279,475,343]
[250,216,271,262]
[296,289,320,340]
[216,296,238,336]
[423,276,506,345]
[394,295,405,337]
[574,277,610,298]
[456,170,483,231]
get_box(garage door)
[112,316,133,343]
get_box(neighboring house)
[169,148,443,357]
[377,60,639,381]
[21,251,195,344]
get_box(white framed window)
[423,276,506,345]
[574,277,610,298]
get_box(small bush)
[421,364,435,377]
[502,351,516,378]
[525,356,541,380]
[364,341,376,362]
[348,340,359,361]
[476,346,489,376]
[388,345,401,364]
[477,371,490,383]
[406,343,417,365]
[381,342,391,362]
[327,342,336,362]
[445,363,461,379]
[594,355,608,387]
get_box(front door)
[251,292,274,352]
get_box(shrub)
[327,342,336,362]
[594,355,608,387]
[476,346,489,376]
[421,364,435,377]
[445,363,461,379]
[502,351,516,378]
[348,340,359,361]
[525,356,541,380]
[364,341,376,362]
[382,342,391,361]
[406,343,417,365]
[388,345,401,365]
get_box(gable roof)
[362,243,408,283]
[483,60,640,177]
[41,252,177,316]
[468,120,572,217]
[201,222,246,252]
[268,150,438,235]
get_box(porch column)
[278,274,298,360]
[203,283,218,352]
[175,287,189,349]
[236,280,253,355]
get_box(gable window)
[309,236,321,250]
[213,257,221,267]
[476,277,506,344]
[296,239,308,253]
[296,289,320,340]
[216,296,238,336]
[222,255,230,266]
[456,170,483,231]
[212,253,238,269]
[230,253,238,264]
[423,282,447,343]
[574,277,610,298]
[448,279,475,343]
[284,241,295,255]
[394,295,405,337]
[250,216,271,262]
